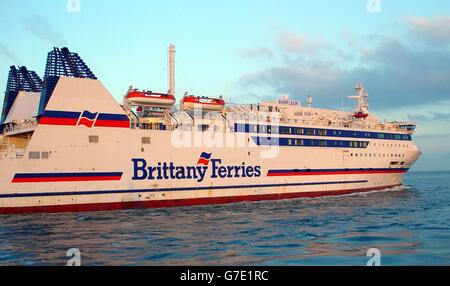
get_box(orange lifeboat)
[353,111,369,119]
[126,90,175,108]
[181,95,225,112]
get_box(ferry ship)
[0,46,421,214]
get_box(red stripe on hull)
[77,118,95,128]
[11,176,122,183]
[94,120,129,128]
[197,158,209,165]
[0,184,401,214]
[39,117,78,126]
[267,170,407,177]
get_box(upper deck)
[0,46,417,160]
[222,101,416,135]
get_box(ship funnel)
[168,44,176,97]
[307,95,313,108]
[1,66,42,123]
[44,47,96,79]
[38,47,96,117]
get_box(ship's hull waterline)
[0,183,402,214]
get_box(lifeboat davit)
[353,111,369,119]
[181,95,225,112]
[126,90,175,108]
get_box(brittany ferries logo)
[132,153,261,182]
[78,111,98,128]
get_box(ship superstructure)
[0,46,421,214]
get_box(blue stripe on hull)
[13,172,123,178]
[0,179,367,198]
[268,168,409,174]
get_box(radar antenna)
[348,83,369,119]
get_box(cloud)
[405,16,450,46]
[410,111,450,122]
[239,17,450,110]
[240,47,274,59]
[415,133,450,140]
[277,29,327,55]
[240,64,350,107]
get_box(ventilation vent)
[44,47,96,79]
[141,137,151,144]
[1,66,42,123]
[89,135,99,143]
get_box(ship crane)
[348,83,369,119]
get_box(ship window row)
[253,137,369,148]
[236,123,412,141]
[370,142,409,148]
[350,153,406,158]
[29,151,50,159]
[390,161,406,165]
[140,123,168,130]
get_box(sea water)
[0,171,449,265]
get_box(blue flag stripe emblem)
[81,111,98,120]
[199,152,212,160]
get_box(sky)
[0,0,449,170]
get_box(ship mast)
[348,83,369,115]
[168,44,176,97]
